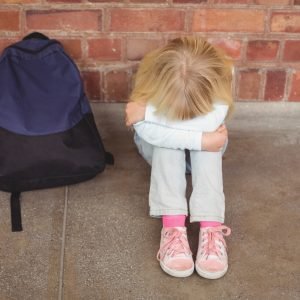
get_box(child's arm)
[125,102,228,152]
[126,102,228,132]
[134,121,203,150]
[144,103,228,133]
[134,121,227,151]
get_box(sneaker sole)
[195,264,228,280]
[160,261,194,278]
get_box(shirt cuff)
[189,131,202,151]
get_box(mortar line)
[58,186,69,300]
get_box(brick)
[1,0,39,3]
[289,71,300,101]
[26,10,101,31]
[0,11,20,31]
[271,12,300,33]
[238,70,261,100]
[47,0,82,3]
[88,0,122,2]
[127,39,162,61]
[213,0,252,3]
[82,71,101,100]
[247,40,279,61]
[88,39,121,61]
[254,0,290,4]
[192,9,265,32]
[264,70,286,101]
[59,39,82,59]
[105,71,129,102]
[283,41,300,62]
[173,0,207,3]
[208,38,242,59]
[130,0,168,2]
[110,9,185,32]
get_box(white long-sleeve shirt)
[133,103,228,151]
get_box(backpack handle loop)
[23,32,49,41]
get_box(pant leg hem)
[150,209,188,218]
[189,215,224,223]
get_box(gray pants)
[134,134,225,223]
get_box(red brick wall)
[1,0,300,102]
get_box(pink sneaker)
[157,227,194,277]
[195,225,231,279]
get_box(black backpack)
[0,32,113,231]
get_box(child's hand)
[202,125,228,152]
[125,102,146,127]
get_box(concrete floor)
[0,103,299,300]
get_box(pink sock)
[200,221,222,228]
[162,215,186,228]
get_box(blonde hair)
[130,36,234,120]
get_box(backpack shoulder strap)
[10,192,23,232]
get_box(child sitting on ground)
[125,36,233,279]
